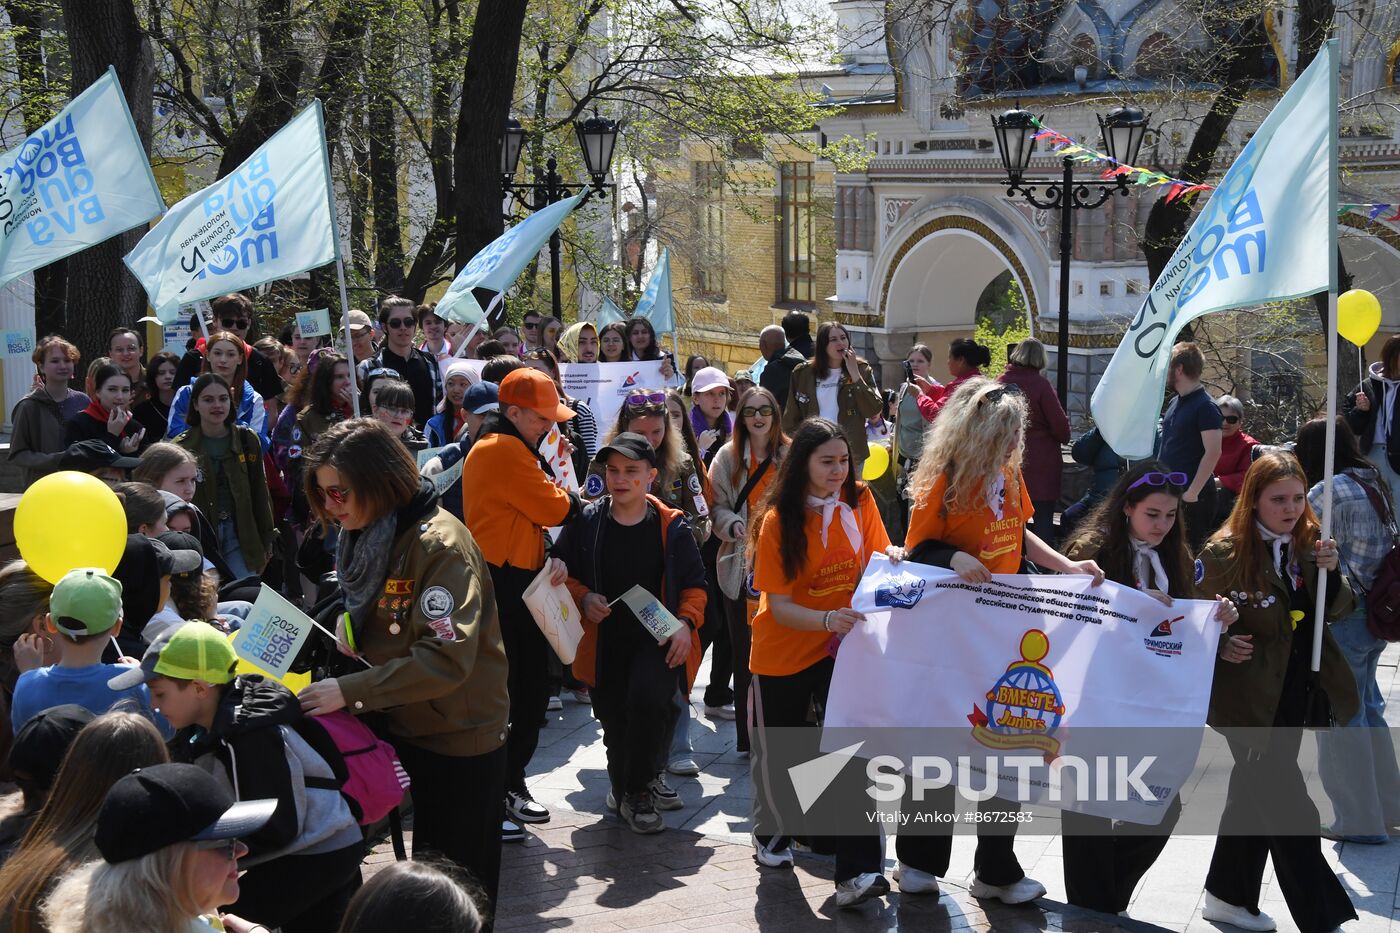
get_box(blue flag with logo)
[125,102,338,322]
[633,247,675,335]
[0,67,164,290]
[595,296,626,326]
[436,193,587,325]
[1090,44,1334,459]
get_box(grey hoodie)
[7,384,88,487]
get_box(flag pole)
[1312,37,1340,673]
[335,257,360,418]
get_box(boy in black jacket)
[111,623,364,932]
[555,433,707,833]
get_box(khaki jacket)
[337,507,510,757]
[176,424,276,572]
[1197,536,1359,738]
[781,360,883,460]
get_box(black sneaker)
[506,789,550,824]
[620,791,664,834]
[649,772,682,811]
[501,817,526,843]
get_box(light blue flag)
[0,67,163,290]
[437,193,587,325]
[125,102,337,321]
[1090,43,1334,459]
[595,296,626,326]
[633,247,675,335]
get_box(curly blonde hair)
[907,376,1027,516]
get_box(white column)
[0,274,36,434]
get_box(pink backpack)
[297,710,410,826]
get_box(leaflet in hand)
[614,584,684,643]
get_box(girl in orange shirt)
[897,377,1103,906]
[747,418,904,908]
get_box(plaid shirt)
[1309,467,1394,590]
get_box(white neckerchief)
[806,493,862,555]
[1254,521,1292,580]
[985,472,1007,521]
[1129,536,1170,593]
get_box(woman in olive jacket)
[1195,451,1357,933]
[780,322,882,465]
[298,418,513,929]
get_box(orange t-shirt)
[905,468,1032,573]
[750,486,891,677]
[747,448,778,511]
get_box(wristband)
[822,610,834,632]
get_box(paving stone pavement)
[365,646,1400,931]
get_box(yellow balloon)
[1338,289,1382,346]
[15,471,127,584]
[862,444,891,481]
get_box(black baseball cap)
[593,432,657,467]
[94,762,276,863]
[58,440,141,473]
[10,705,95,790]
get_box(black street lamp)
[500,115,619,320]
[991,104,1150,406]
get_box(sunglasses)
[1220,413,1240,424]
[523,321,540,330]
[625,392,667,408]
[741,405,775,417]
[319,484,352,506]
[1126,471,1190,494]
[196,838,242,860]
[377,407,414,420]
[977,384,1022,405]
[220,318,250,330]
[387,318,416,330]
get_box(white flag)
[125,102,337,321]
[1091,44,1334,458]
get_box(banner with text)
[230,585,315,681]
[125,101,337,321]
[822,557,1219,823]
[558,359,668,430]
[1089,43,1334,458]
[0,67,164,290]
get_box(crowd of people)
[0,292,1391,933]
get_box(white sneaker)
[835,872,890,908]
[547,696,564,711]
[1202,892,1277,931]
[893,861,940,896]
[704,703,737,720]
[752,834,794,868]
[969,875,1046,905]
[667,756,700,776]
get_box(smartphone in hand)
[902,360,914,382]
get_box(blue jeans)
[1316,606,1400,837]
[219,517,253,580]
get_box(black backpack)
[1345,476,1400,641]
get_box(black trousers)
[750,659,882,883]
[489,562,550,794]
[722,591,753,752]
[592,634,682,795]
[700,539,733,708]
[394,741,507,932]
[1205,729,1356,933]
[1061,795,1181,913]
[1027,499,1058,548]
[893,784,1026,886]
[1183,481,1218,553]
[228,842,364,933]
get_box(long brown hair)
[1063,461,1194,595]
[728,387,788,489]
[0,712,168,933]
[749,419,862,580]
[201,331,248,407]
[1208,451,1320,596]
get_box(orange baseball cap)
[498,368,575,422]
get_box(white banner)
[1090,43,1334,458]
[823,556,1219,823]
[230,585,314,681]
[558,359,668,431]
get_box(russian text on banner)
[632,247,675,335]
[822,555,1218,823]
[436,193,587,325]
[558,359,668,434]
[0,66,164,290]
[1090,43,1333,459]
[231,585,315,685]
[124,101,337,321]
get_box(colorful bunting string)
[1339,202,1400,222]
[1028,117,1214,203]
